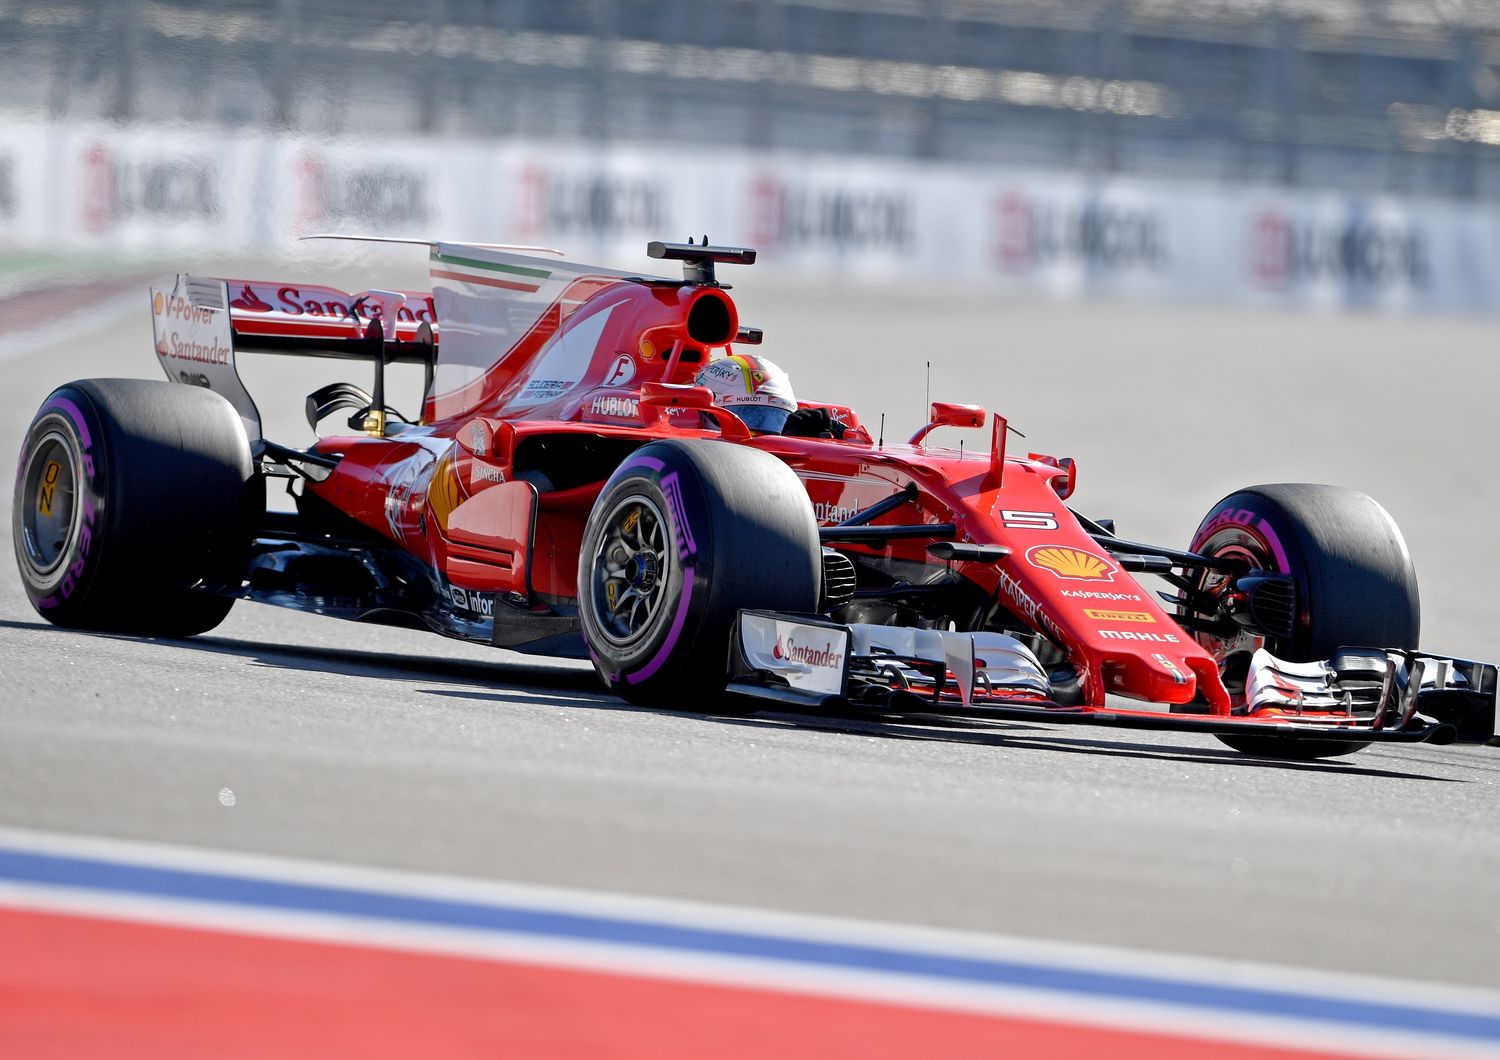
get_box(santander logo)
[230,283,273,312]
[772,635,844,670]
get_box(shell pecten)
[1026,545,1114,581]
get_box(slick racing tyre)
[1188,484,1420,760]
[13,379,258,637]
[579,439,821,707]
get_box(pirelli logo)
[1083,608,1156,624]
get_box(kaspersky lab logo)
[772,635,844,670]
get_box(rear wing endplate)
[150,276,262,442]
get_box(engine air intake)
[686,291,735,346]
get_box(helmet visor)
[727,404,792,434]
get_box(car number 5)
[1001,509,1059,530]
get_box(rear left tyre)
[13,379,258,637]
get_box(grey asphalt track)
[3,262,1499,994]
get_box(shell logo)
[1026,545,1115,582]
[153,292,165,315]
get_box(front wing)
[726,611,1500,747]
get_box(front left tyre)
[578,439,822,706]
[13,379,258,637]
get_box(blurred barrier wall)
[4,119,1498,313]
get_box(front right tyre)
[1188,483,1420,760]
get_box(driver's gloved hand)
[782,407,847,439]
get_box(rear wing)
[150,275,439,442]
[224,279,437,362]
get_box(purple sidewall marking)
[1193,508,1291,574]
[615,454,666,478]
[17,395,93,504]
[1255,517,1291,572]
[660,472,697,559]
[625,571,695,686]
[46,397,93,451]
[24,395,99,608]
[610,450,702,686]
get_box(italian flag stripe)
[431,268,541,293]
[432,252,552,280]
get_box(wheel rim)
[589,495,672,649]
[17,425,83,586]
[1191,530,1276,708]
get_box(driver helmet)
[694,354,798,434]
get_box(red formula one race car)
[12,239,1498,759]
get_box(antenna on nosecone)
[878,413,885,449]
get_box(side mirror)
[908,402,987,446]
[641,382,716,409]
[639,382,750,440]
